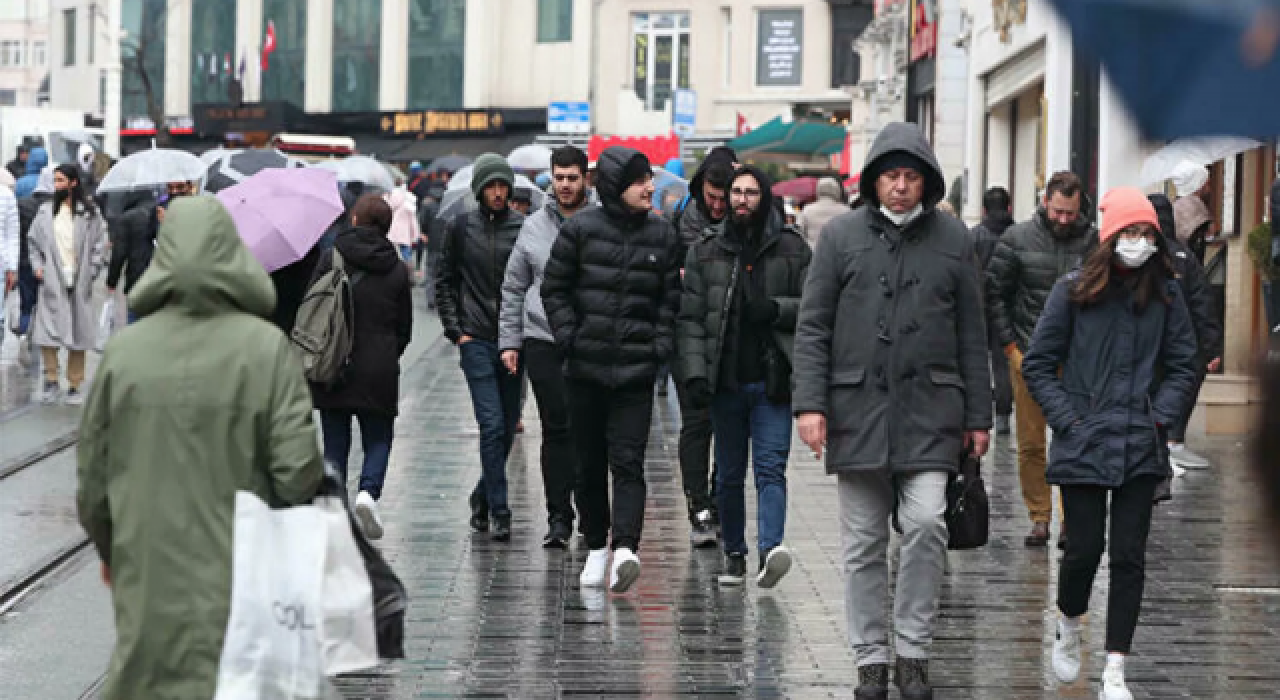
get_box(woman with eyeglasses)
[1021,187,1199,700]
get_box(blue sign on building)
[673,89,697,138]
[548,101,591,134]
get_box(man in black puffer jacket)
[986,171,1096,548]
[106,189,157,321]
[435,152,525,541]
[969,186,1015,434]
[542,146,682,594]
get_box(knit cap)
[470,152,514,199]
[1099,186,1160,244]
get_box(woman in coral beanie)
[1020,187,1200,700]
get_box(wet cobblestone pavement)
[332,313,1280,700]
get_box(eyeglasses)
[730,188,762,199]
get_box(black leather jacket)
[435,203,525,343]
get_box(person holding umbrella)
[1022,188,1198,700]
[28,164,107,404]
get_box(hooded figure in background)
[797,176,847,246]
[677,146,738,249]
[791,122,991,700]
[13,146,48,199]
[1170,162,1214,261]
[77,195,323,700]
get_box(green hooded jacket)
[77,195,324,700]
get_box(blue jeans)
[459,339,524,518]
[711,382,791,557]
[319,409,395,499]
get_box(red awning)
[588,133,680,167]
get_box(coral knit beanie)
[1099,186,1160,244]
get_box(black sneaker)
[491,515,511,542]
[542,521,572,549]
[855,663,890,700]
[717,554,747,586]
[690,510,718,548]
[469,492,489,533]
[756,545,793,589]
[895,657,933,700]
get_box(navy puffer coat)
[1022,272,1199,488]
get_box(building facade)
[0,1,52,108]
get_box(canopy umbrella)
[426,155,471,176]
[97,148,207,192]
[200,147,231,166]
[1042,0,1280,139]
[312,155,395,193]
[507,144,553,173]
[1139,136,1263,185]
[216,168,344,273]
[437,174,545,221]
[772,177,821,205]
[728,117,847,157]
[205,148,303,193]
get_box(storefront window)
[332,0,381,112]
[190,0,237,105]
[632,12,689,112]
[122,0,165,120]
[407,0,464,109]
[262,0,306,107]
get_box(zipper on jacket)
[717,259,741,379]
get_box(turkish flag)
[262,20,277,71]
[736,112,750,136]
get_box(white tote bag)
[95,297,116,353]
[3,289,18,336]
[314,496,378,675]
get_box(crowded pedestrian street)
[1,298,1277,699]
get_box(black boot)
[469,492,489,532]
[854,663,889,700]
[491,514,512,542]
[895,657,933,700]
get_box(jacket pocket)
[831,367,866,387]
[829,367,867,435]
[927,368,964,390]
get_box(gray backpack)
[291,249,364,386]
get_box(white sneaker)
[1167,443,1210,470]
[354,491,384,540]
[579,548,609,588]
[1052,616,1082,683]
[609,547,641,593]
[1099,656,1133,700]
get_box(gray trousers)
[838,469,949,666]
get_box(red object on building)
[736,112,751,136]
[588,133,681,166]
[262,20,277,71]
[839,131,853,175]
[910,0,937,62]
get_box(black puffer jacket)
[435,201,524,343]
[106,191,157,294]
[541,147,682,388]
[310,225,413,415]
[1150,194,1221,362]
[969,210,1013,271]
[986,210,1096,351]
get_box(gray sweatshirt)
[499,194,594,350]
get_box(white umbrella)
[507,144,553,172]
[1140,136,1262,185]
[437,173,545,220]
[313,155,395,193]
[97,148,207,192]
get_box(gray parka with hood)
[791,122,993,474]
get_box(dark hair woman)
[309,193,413,540]
[27,163,107,404]
[1021,186,1199,700]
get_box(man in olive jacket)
[77,196,324,700]
[792,122,991,700]
[678,165,810,589]
[985,171,1095,547]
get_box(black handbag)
[945,450,990,550]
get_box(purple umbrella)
[217,168,344,272]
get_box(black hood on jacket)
[1148,194,1178,243]
[595,146,652,225]
[724,164,776,240]
[336,225,402,274]
[858,122,946,212]
[689,146,738,219]
[981,210,1015,236]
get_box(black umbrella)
[425,155,471,176]
[205,148,302,193]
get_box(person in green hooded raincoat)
[76,195,324,699]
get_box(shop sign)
[910,0,937,63]
[378,110,505,138]
[757,9,805,86]
[194,102,295,134]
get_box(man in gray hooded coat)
[792,123,991,700]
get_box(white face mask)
[1114,238,1157,268]
[880,203,923,227]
